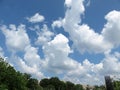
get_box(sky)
[0,0,120,85]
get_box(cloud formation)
[61,0,114,54]
[27,13,45,23]
[51,0,120,85]
[102,10,120,47]
[1,24,30,52]
[35,24,54,45]
[0,0,120,85]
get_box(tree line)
[0,57,107,90]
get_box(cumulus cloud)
[101,52,120,75]
[69,24,112,53]
[48,0,120,85]
[63,1,107,53]
[43,34,75,74]
[1,24,30,52]
[27,13,45,23]
[64,0,85,27]
[102,10,120,47]
[63,59,104,85]
[9,55,44,79]
[35,24,54,45]
[62,52,120,85]
[65,0,72,7]
[24,45,42,67]
[41,33,105,85]
[1,24,45,79]
[52,19,63,29]
[1,0,120,86]
[62,1,120,54]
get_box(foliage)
[113,80,120,90]
[93,85,105,90]
[40,77,85,90]
[0,57,107,90]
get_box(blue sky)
[0,0,120,85]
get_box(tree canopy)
[0,57,107,90]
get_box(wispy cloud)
[27,13,45,23]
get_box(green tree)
[66,81,75,90]
[40,78,50,88]
[49,77,61,90]
[0,57,28,90]
[0,84,8,90]
[93,85,105,90]
[113,81,120,90]
[27,78,39,90]
[73,84,84,90]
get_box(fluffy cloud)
[62,0,110,53]
[52,19,63,29]
[65,0,72,7]
[64,0,85,26]
[1,24,30,52]
[1,24,45,79]
[9,55,44,79]
[102,10,120,47]
[62,1,120,54]
[1,0,120,86]
[35,24,54,45]
[48,0,120,85]
[69,24,112,53]
[101,52,120,75]
[41,33,104,85]
[63,59,104,85]
[27,13,45,23]
[43,34,76,74]
[24,45,42,67]
[63,51,120,85]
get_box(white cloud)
[42,34,91,76]
[57,1,120,84]
[63,59,104,85]
[41,33,105,85]
[1,24,30,52]
[27,13,45,23]
[9,55,44,79]
[18,43,45,79]
[42,34,75,74]
[52,19,63,29]
[64,0,85,26]
[24,45,42,67]
[70,24,112,53]
[35,24,54,45]
[63,51,120,85]
[1,0,120,86]
[19,58,44,79]
[62,0,120,54]
[65,0,72,7]
[101,52,120,75]
[102,10,120,47]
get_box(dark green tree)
[66,81,75,90]
[27,78,39,90]
[73,84,84,90]
[40,78,50,88]
[0,57,28,90]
